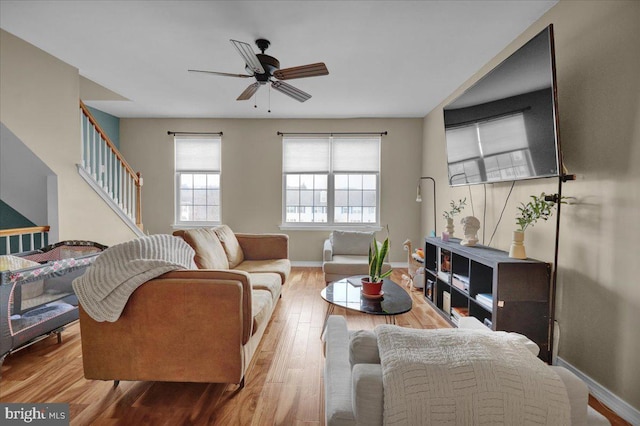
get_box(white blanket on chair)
[375,325,570,425]
[73,234,195,322]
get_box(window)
[283,136,380,226]
[174,136,221,225]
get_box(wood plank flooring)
[0,267,629,425]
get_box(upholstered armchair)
[322,230,391,283]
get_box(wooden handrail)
[0,226,50,238]
[80,101,140,187]
[80,100,143,229]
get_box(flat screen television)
[443,25,561,186]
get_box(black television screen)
[443,25,561,186]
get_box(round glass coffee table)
[321,275,412,329]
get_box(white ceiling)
[0,0,557,119]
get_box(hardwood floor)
[0,267,629,425]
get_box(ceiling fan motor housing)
[250,54,280,83]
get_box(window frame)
[281,136,381,229]
[173,136,222,227]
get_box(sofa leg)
[238,377,245,390]
[113,380,120,388]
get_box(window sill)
[279,224,382,232]
[171,222,221,230]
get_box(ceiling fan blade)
[230,39,265,75]
[273,62,329,80]
[271,81,311,102]
[237,82,260,101]
[188,69,252,78]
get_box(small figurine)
[460,216,480,247]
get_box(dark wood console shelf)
[423,237,551,362]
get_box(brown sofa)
[79,226,290,388]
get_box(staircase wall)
[0,29,138,246]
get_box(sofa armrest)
[324,315,355,426]
[323,239,333,262]
[235,233,289,260]
[551,366,588,426]
[79,269,253,384]
[352,364,384,426]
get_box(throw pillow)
[214,225,245,269]
[349,329,380,367]
[175,228,229,269]
[330,230,374,256]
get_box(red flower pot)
[361,278,383,296]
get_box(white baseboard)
[291,261,323,267]
[556,357,639,425]
[290,262,408,268]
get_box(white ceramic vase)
[444,218,454,238]
[509,230,527,259]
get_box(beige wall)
[120,118,423,263]
[422,0,640,411]
[0,29,138,246]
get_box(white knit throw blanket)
[375,325,570,426]
[73,234,196,322]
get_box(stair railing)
[0,226,50,255]
[79,101,143,230]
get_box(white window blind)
[175,137,221,171]
[283,138,330,172]
[332,137,380,172]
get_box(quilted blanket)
[375,325,570,425]
[73,234,195,322]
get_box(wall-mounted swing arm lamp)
[416,176,437,237]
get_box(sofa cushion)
[349,329,380,367]
[249,273,282,300]
[235,259,291,282]
[251,289,273,336]
[174,228,229,269]
[214,225,245,268]
[330,230,374,256]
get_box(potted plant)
[510,192,562,259]
[362,230,392,296]
[442,198,467,238]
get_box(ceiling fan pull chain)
[268,85,272,113]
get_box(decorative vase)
[509,230,527,259]
[361,277,383,296]
[444,217,455,238]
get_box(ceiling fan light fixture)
[271,81,311,102]
[230,39,265,75]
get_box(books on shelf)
[475,293,493,310]
[451,275,469,293]
[451,306,469,323]
[442,291,451,314]
[437,271,450,282]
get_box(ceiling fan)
[189,39,329,103]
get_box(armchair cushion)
[214,225,244,268]
[330,230,374,255]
